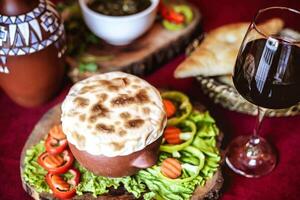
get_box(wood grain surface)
[68,3,202,82]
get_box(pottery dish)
[0,0,66,107]
[61,71,167,177]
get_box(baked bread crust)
[174,18,284,78]
[61,72,167,157]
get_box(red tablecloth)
[1,0,300,200]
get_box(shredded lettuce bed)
[23,111,220,200]
[23,141,50,193]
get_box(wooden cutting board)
[67,3,202,82]
[20,103,223,200]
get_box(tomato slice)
[38,149,74,174]
[49,125,66,140]
[159,2,185,24]
[45,135,68,155]
[50,174,71,191]
[46,168,80,200]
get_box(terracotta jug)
[0,0,66,107]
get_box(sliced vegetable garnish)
[24,90,221,200]
[161,158,182,179]
[48,174,71,191]
[180,153,199,166]
[163,126,182,144]
[38,149,74,174]
[43,153,64,168]
[23,141,50,193]
[163,99,177,118]
[173,5,194,24]
[159,1,194,31]
[49,125,66,140]
[160,120,196,153]
[182,146,205,173]
[160,3,185,24]
[67,168,81,186]
[46,168,80,199]
[164,126,194,145]
[45,125,68,155]
[162,20,185,31]
[161,91,192,126]
[157,146,205,183]
[45,135,68,155]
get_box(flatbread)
[174,18,284,78]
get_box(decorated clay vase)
[0,0,66,107]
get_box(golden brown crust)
[61,72,167,157]
[174,18,284,78]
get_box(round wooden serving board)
[67,2,202,82]
[20,104,223,200]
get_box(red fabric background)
[1,0,300,200]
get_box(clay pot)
[0,0,66,107]
[68,137,162,177]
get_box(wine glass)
[226,7,300,177]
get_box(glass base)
[226,135,277,178]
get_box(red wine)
[233,38,300,109]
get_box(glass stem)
[253,107,266,136]
[245,107,266,158]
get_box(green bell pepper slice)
[161,91,193,126]
[180,154,199,166]
[158,146,205,183]
[162,4,194,31]
[162,20,185,31]
[192,136,219,157]
[173,5,193,24]
[160,120,196,153]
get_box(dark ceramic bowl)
[68,137,162,177]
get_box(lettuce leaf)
[23,141,50,193]
[136,167,200,200]
[76,162,146,198]
[134,111,220,200]
[23,142,147,198]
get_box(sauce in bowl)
[88,0,152,16]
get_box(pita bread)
[174,18,284,78]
